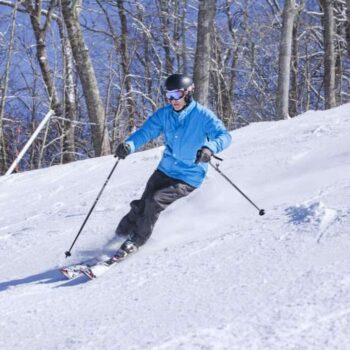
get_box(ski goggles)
[165,89,185,101]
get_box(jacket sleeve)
[125,111,163,153]
[203,112,232,154]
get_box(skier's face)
[166,89,188,111]
[171,96,187,111]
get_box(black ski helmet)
[164,74,193,91]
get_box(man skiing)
[114,74,232,256]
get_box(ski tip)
[59,267,79,280]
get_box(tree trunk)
[0,1,18,174]
[320,0,336,109]
[276,0,297,120]
[98,0,136,134]
[57,11,76,164]
[116,0,136,133]
[289,6,302,117]
[61,0,111,156]
[23,0,62,117]
[193,0,216,106]
[212,28,234,128]
[158,0,174,75]
[180,0,188,74]
[346,0,350,56]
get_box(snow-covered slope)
[1,104,350,350]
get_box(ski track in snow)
[1,104,350,349]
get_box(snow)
[1,104,350,349]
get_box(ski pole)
[65,158,121,258]
[209,160,265,216]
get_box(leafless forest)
[0,0,350,174]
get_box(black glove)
[195,147,213,164]
[115,142,131,159]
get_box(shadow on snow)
[0,268,91,292]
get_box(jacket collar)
[172,100,196,122]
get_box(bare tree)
[57,6,76,164]
[319,0,336,109]
[193,0,216,106]
[276,0,299,119]
[158,0,174,75]
[22,0,62,116]
[289,5,303,117]
[96,0,136,134]
[211,27,234,127]
[0,1,18,174]
[21,0,79,167]
[0,0,79,167]
[346,0,350,56]
[1,0,350,175]
[61,0,111,156]
[116,0,136,133]
[178,0,189,74]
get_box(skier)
[114,74,232,256]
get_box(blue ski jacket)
[126,100,232,188]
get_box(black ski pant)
[116,170,195,247]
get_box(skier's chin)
[172,103,184,111]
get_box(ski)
[81,248,131,280]
[60,239,138,280]
[59,258,100,280]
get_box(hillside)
[1,104,350,350]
